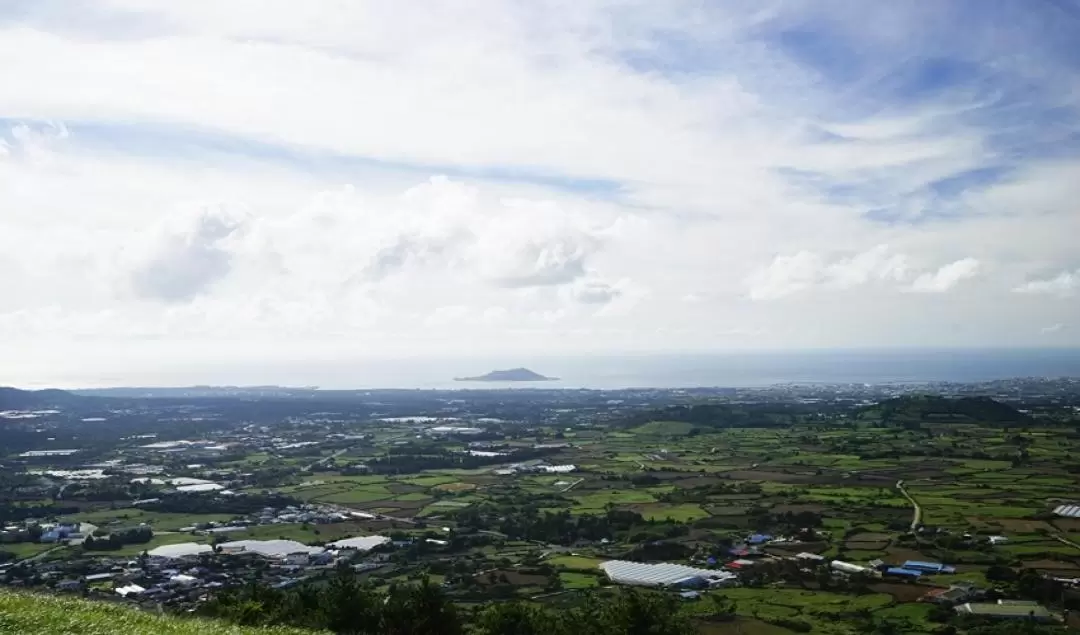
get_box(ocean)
[282,348,1080,390]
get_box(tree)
[475,602,564,635]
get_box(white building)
[600,560,737,588]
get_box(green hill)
[857,395,1030,425]
[0,590,322,635]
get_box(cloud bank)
[1,0,1078,385]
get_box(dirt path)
[896,480,922,531]
[1051,534,1080,552]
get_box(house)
[56,579,83,592]
[115,584,145,597]
[955,601,1056,623]
[831,561,871,575]
[884,567,921,581]
[747,533,772,545]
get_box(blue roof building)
[747,534,772,545]
[885,567,922,580]
[903,560,956,574]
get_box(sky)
[2,0,1080,387]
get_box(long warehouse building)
[599,560,737,588]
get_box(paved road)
[560,478,584,493]
[19,545,64,564]
[302,447,350,472]
[896,480,922,531]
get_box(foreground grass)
[0,590,322,635]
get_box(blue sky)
[0,0,1078,386]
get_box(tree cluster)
[82,525,152,551]
[200,567,692,635]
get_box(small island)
[454,367,557,382]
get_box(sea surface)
[279,348,1080,390]
[46,348,1080,391]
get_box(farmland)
[4,381,1080,634]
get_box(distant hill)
[0,387,82,410]
[0,590,318,634]
[857,395,1030,425]
[73,386,320,399]
[454,368,556,382]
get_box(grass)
[571,490,657,509]
[631,421,697,436]
[638,504,710,523]
[559,572,600,589]
[546,555,605,571]
[60,510,239,531]
[1,542,57,560]
[210,522,371,544]
[313,487,392,504]
[0,590,322,634]
[84,532,207,557]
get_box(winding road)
[896,480,922,531]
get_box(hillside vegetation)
[0,590,321,635]
[857,395,1030,425]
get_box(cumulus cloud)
[1013,270,1079,298]
[567,279,623,305]
[129,207,246,303]
[907,258,981,293]
[746,245,910,300]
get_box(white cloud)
[1013,270,1079,298]
[1041,323,1065,334]
[907,258,981,294]
[128,206,247,303]
[2,1,1079,385]
[746,245,911,300]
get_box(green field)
[0,590,321,634]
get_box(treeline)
[140,492,301,515]
[453,506,644,544]
[857,396,1030,425]
[200,567,691,635]
[0,501,80,523]
[622,403,834,430]
[83,526,152,551]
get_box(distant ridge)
[454,368,557,382]
[0,387,81,410]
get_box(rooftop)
[600,560,737,587]
[328,536,390,551]
[218,539,323,557]
[956,602,1054,619]
[146,542,213,559]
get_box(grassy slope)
[0,590,321,635]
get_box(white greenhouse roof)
[599,560,737,587]
[1054,505,1080,518]
[218,539,323,557]
[176,483,225,493]
[147,542,213,559]
[329,536,390,551]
